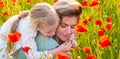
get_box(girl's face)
[56,16,78,41]
[38,20,59,37]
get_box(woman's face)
[56,16,78,41]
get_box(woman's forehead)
[61,16,78,25]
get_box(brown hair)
[54,0,82,20]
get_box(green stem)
[109,47,113,59]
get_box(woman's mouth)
[63,35,70,39]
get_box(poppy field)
[0,0,120,59]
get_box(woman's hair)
[7,3,59,55]
[30,3,59,30]
[53,0,82,20]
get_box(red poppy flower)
[76,24,88,33]
[22,46,30,54]
[56,52,70,59]
[8,32,21,43]
[81,0,88,7]
[99,35,111,49]
[86,55,97,59]
[98,28,105,37]
[95,20,102,26]
[83,47,90,53]
[105,22,112,30]
[27,0,31,3]
[12,0,16,2]
[2,11,8,16]
[83,19,88,25]
[88,15,92,21]
[0,1,4,8]
[106,17,112,22]
[89,0,99,7]
[54,0,58,3]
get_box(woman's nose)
[66,27,71,35]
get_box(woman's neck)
[53,35,64,45]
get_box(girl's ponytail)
[9,10,30,33]
[6,10,30,56]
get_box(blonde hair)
[30,3,59,30]
[6,10,30,55]
[7,3,59,55]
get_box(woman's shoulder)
[35,33,59,51]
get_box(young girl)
[0,3,60,59]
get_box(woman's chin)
[60,37,68,41]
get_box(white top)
[0,15,48,59]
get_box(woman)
[53,0,82,58]
[53,0,82,49]
[54,0,82,44]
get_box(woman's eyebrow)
[72,24,77,26]
[61,23,68,26]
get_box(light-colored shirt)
[0,15,48,59]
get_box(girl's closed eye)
[47,31,53,34]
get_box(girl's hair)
[9,10,30,33]
[6,10,30,55]
[7,3,59,55]
[30,3,59,30]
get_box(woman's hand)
[48,41,72,55]
[69,34,78,48]
[58,41,72,52]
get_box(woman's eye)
[61,24,67,28]
[71,26,75,29]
